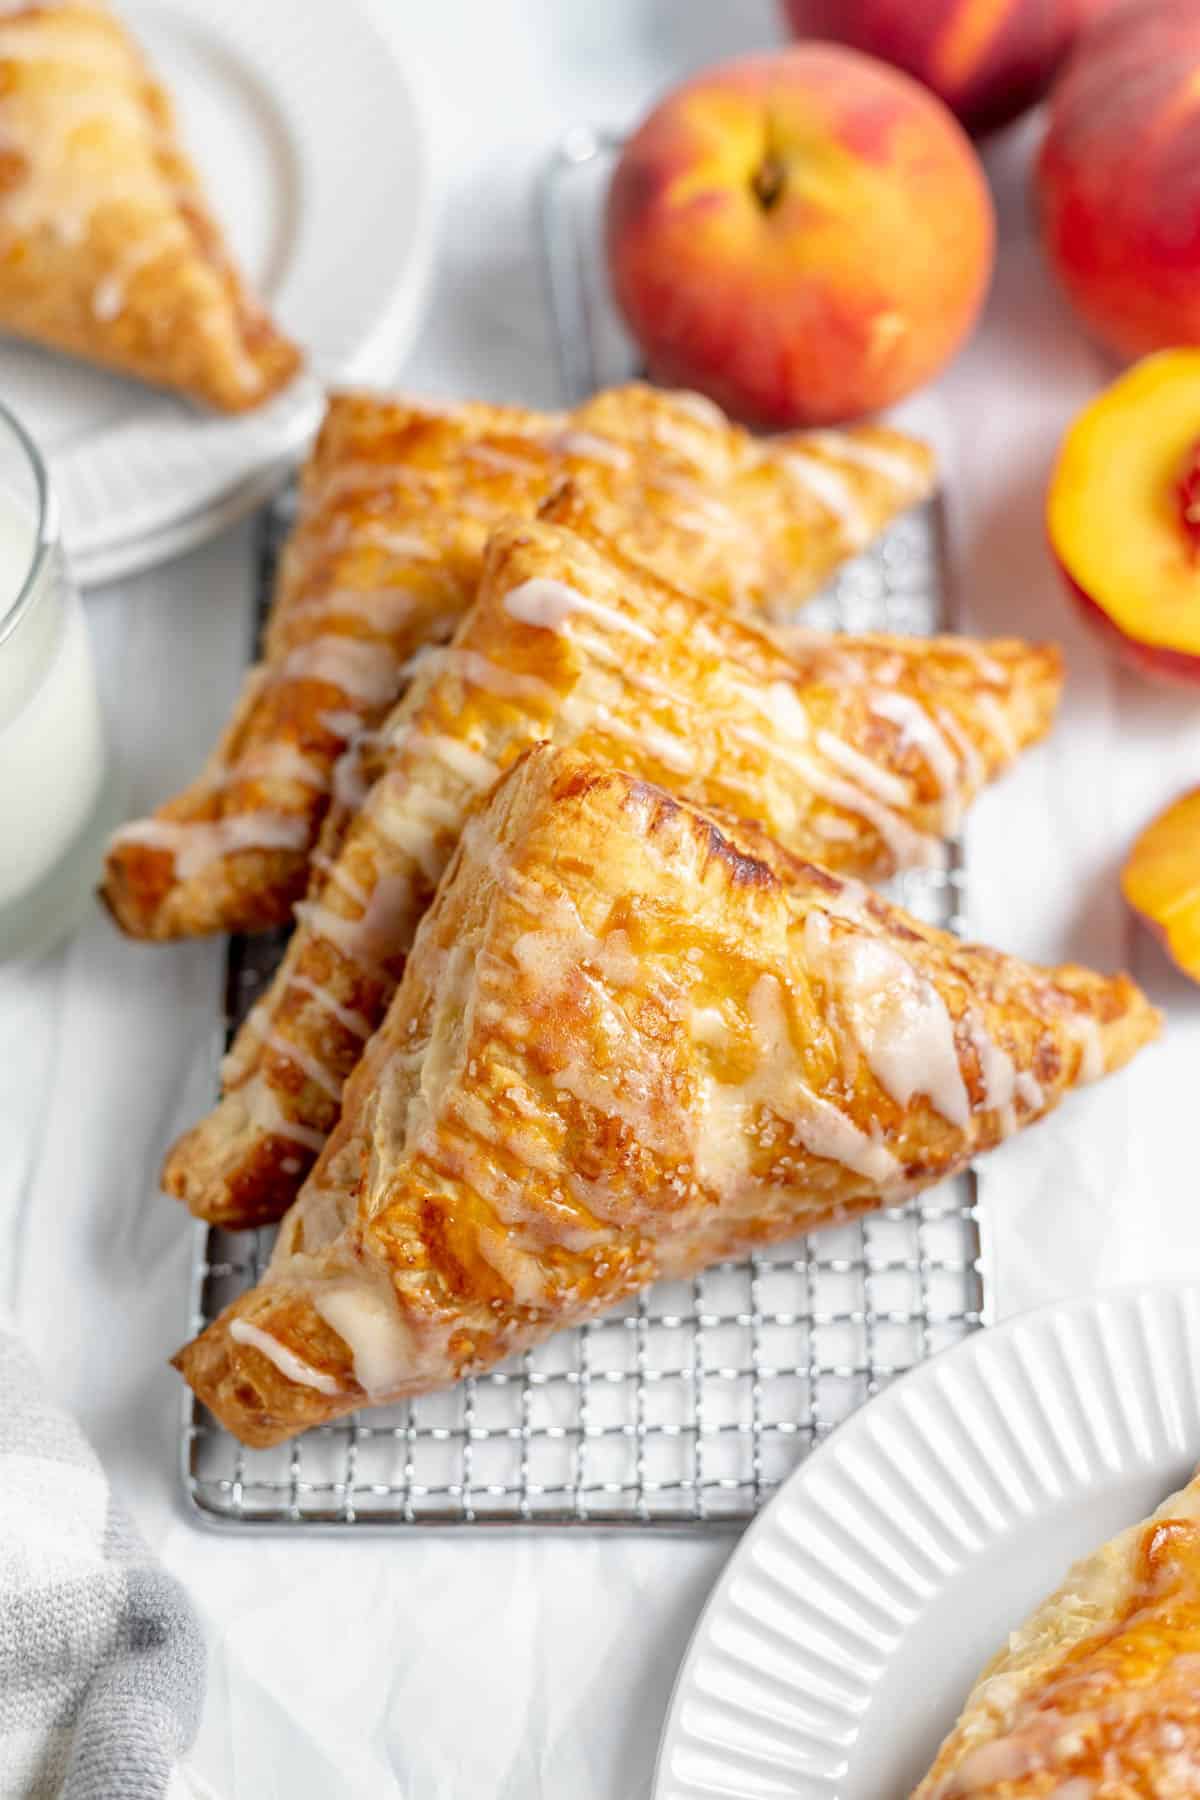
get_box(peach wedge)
[1122,790,1200,985]
[1048,352,1200,683]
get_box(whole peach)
[1038,1,1200,360]
[783,0,1120,136]
[606,47,994,429]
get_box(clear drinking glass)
[0,402,116,960]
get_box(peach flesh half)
[1122,789,1200,985]
[1048,351,1200,673]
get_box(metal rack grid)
[182,131,985,1531]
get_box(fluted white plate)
[2,0,434,586]
[655,1282,1200,1800]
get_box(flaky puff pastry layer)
[0,2,300,409]
[162,493,1062,1230]
[913,1471,1200,1798]
[175,746,1158,1447]
[100,381,934,940]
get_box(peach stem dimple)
[751,151,786,213]
[751,108,787,214]
[1175,437,1200,556]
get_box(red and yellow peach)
[782,0,1119,136]
[1038,1,1200,361]
[606,46,994,428]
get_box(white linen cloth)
[3,4,1199,1796]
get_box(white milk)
[0,487,109,928]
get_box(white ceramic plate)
[655,1282,1200,1800]
[2,0,434,585]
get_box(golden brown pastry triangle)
[913,1469,1200,1796]
[174,745,1158,1447]
[0,1,300,410]
[160,494,1062,1230]
[100,381,935,940]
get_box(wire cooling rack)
[182,131,985,1531]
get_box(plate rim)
[652,1276,1200,1800]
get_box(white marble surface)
[3,4,1199,1797]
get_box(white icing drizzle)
[356,868,421,953]
[247,1083,328,1153]
[318,707,366,742]
[815,730,912,808]
[648,470,746,538]
[229,1320,342,1396]
[552,1057,657,1136]
[950,640,1009,686]
[869,691,965,832]
[454,491,505,521]
[734,676,813,741]
[512,922,642,995]
[313,1282,422,1398]
[465,442,545,477]
[423,733,500,791]
[1068,1014,1105,1083]
[936,707,986,789]
[261,1031,343,1101]
[374,773,462,882]
[402,942,473,1151]
[598,711,696,775]
[794,754,941,871]
[813,815,859,844]
[809,915,970,1128]
[473,1223,552,1307]
[292,899,393,985]
[109,812,310,880]
[351,529,436,560]
[213,743,331,794]
[690,1004,730,1045]
[964,1010,1021,1136]
[287,973,374,1041]
[278,637,401,707]
[444,649,559,709]
[662,388,727,428]
[571,642,940,873]
[316,460,432,504]
[695,974,902,1190]
[287,587,428,633]
[973,691,1020,762]
[782,452,870,545]
[803,431,930,494]
[547,428,632,468]
[91,224,181,321]
[310,849,372,910]
[502,577,656,645]
[330,735,377,814]
[448,1085,562,1179]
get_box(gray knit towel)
[0,1324,208,1800]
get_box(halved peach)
[1122,789,1200,984]
[1048,351,1200,684]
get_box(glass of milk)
[0,403,115,959]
